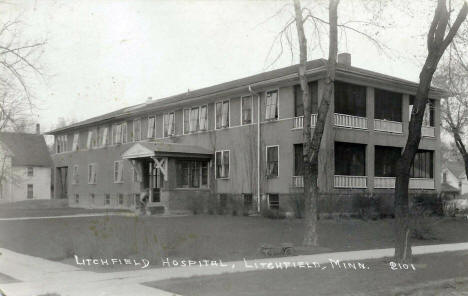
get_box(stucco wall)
[5,166,51,202]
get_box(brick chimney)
[36,123,40,135]
[338,53,351,66]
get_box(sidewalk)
[2,242,468,296]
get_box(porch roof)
[121,142,213,159]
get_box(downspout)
[248,85,261,213]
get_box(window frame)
[266,145,279,178]
[175,159,209,188]
[215,150,230,179]
[183,108,190,134]
[147,115,156,139]
[268,194,280,210]
[105,194,110,205]
[72,165,79,185]
[265,89,280,121]
[215,99,230,129]
[241,95,253,125]
[72,133,79,151]
[133,118,142,142]
[199,104,208,131]
[163,112,176,137]
[75,194,79,204]
[113,160,124,183]
[88,163,97,184]
[27,184,33,199]
[27,166,34,177]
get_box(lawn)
[145,251,468,296]
[1,214,468,273]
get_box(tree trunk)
[394,0,468,263]
[294,0,339,247]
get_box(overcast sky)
[5,0,446,133]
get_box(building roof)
[441,182,460,193]
[122,142,212,159]
[0,132,52,167]
[445,161,466,179]
[47,58,449,135]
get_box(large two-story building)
[47,54,445,214]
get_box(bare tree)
[394,0,468,263]
[0,13,45,132]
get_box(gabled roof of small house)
[445,161,466,179]
[441,182,460,193]
[46,58,449,135]
[0,132,52,167]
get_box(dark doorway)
[56,167,68,199]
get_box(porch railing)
[374,177,434,189]
[421,126,435,137]
[292,114,317,129]
[292,176,304,187]
[374,119,403,134]
[334,113,368,130]
[334,175,367,188]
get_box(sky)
[3,0,449,134]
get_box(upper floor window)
[133,119,141,141]
[375,89,402,122]
[334,81,366,117]
[409,96,434,127]
[27,167,34,177]
[163,112,175,137]
[147,116,156,139]
[200,105,208,131]
[215,150,230,179]
[87,128,98,149]
[265,90,279,120]
[184,105,208,134]
[266,145,279,178]
[114,160,124,183]
[215,100,230,129]
[88,163,97,184]
[56,135,68,153]
[98,126,109,147]
[112,122,127,145]
[294,82,318,117]
[72,165,79,184]
[72,133,79,151]
[241,96,252,125]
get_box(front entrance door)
[149,162,163,203]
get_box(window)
[200,105,208,130]
[133,119,141,141]
[215,100,229,129]
[334,142,366,176]
[75,194,79,204]
[410,150,433,179]
[27,167,33,177]
[147,116,156,138]
[72,133,79,151]
[268,194,279,210]
[27,184,33,199]
[241,96,252,125]
[190,107,200,132]
[219,194,228,209]
[98,126,108,147]
[87,128,97,149]
[114,161,123,183]
[72,165,79,184]
[112,122,128,144]
[105,194,110,205]
[88,163,97,184]
[266,146,279,178]
[183,109,190,134]
[243,193,253,209]
[122,122,127,143]
[294,144,303,176]
[176,160,209,188]
[375,146,401,177]
[163,112,175,137]
[215,150,230,179]
[294,82,318,117]
[334,81,366,117]
[265,90,279,120]
[375,89,402,122]
[90,193,95,204]
[409,96,434,127]
[56,135,68,153]
[132,167,139,183]
[118,193,124,205]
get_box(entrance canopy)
[121,142,213,160]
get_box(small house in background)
[440,182,460,200]
[0,124,53,202]
[441,161,468,197]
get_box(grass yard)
[1,214,468,273]
[145,251,468,296]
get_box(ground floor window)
[90,193,95,204]
[118,193,124,205]
[176,160,209,188]
[27,184,33,199]
[75,194,79,204]
[410,150,434,178]
[375,146,401,177]
[105,194,110,205]
[294,143,303,176]
[335,142,366,176]
[215,150,230,179]
[243,193,253,209]
[268,194,279,210]
[266,146,279,178]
